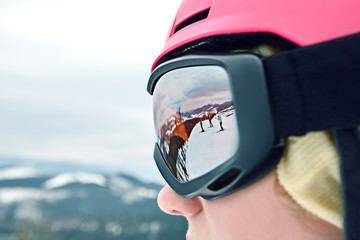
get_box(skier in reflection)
[164,105,189,181]
[217,114,224,131]
[206,111,214,128]
[209,116,214,127]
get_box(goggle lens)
[153,66,240,182]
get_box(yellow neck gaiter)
[276,131,342,229]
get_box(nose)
[157,185,203,217]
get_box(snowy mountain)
[182,101,232,120]
[0,165,186,240]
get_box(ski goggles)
[147,33,360,200]
[147,54,284,199]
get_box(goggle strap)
[263,33,360,137]
[334,127,360,240]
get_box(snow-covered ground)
[0,188,70,205]
[0,166,38,180]
[184,111,239,180]
[0,171,158,207]
[43,172,107,189]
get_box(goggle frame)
[148,53,285,200]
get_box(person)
[208,118,213,128]
[217,114,224,131]
[199,119,205,132]
[146,0,360,239]
[208,113,213,128]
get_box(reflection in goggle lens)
[153,66,240,182]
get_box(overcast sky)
[154,66,232,127]
[0,0,182,183]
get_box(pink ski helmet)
[152,0,360,70]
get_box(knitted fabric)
[277,131,342,228]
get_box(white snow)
[108,175,133,192]
[139,221,161,234]
[185,111,239,180]
[108,176,158,203]
[15,201,43,222]
[51,219,99,232]
[106,222,122,236]
[43,172,107,189]
[0,188,70,204]
[0,166,38,180]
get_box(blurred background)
[0,0,187,239]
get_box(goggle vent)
[207,168,242,192]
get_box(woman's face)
[157,170,337,240]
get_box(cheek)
[202,194,264,239]
[201,172,281,240]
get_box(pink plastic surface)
[152,0,360,70]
